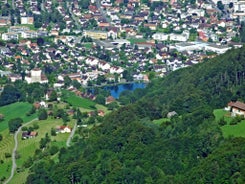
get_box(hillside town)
[0,0,244,86]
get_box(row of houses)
[2,26,48,41]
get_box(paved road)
[67,2,82,30]
[66,122,77,147]
[96,0,112,26]
[4,118,38,184]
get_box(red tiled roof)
[228,101,245,111]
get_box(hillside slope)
[26,47,245,183]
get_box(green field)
[127,38,147,44]
[214,109,245,138]
[0,129,14,181]
[10,118,74,183]
[221,121,245,138]
[62,90,96,110]
[83,42,92,49]
[153,118,170,125]
[0,102,37,131]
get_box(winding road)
[66,122,77,147]
[4,118,38,184]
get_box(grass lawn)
[221,121,245,138]
[127,38,146,44]
[62,90,96,110]
[0,129,13,181]
[0,102,37,132]
[214,109,245,138]
[9,169,29,184]
[95,104,110,114]
[153,118,170,125]
[83,42,92,49]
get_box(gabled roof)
[228,101,245,111]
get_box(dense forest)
[26,46,245,183]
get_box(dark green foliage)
[5,153,11,158]
[49,90,57,102]
[185,138,245,183]
[39,133,50,149]
[0,134,2,141]
[49,146,59,155]
[95,94,105,105]
[0,85,22,106]
[38,109,48,120]
[8,118,23,133]
[51,128,56,136]
[217,1,224,10]
[218,117,227,126]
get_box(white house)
[2,33,19,41]
[152,33,169,41]
[205,44,231,54]
[56,126,72,133]
[85,57,99,66]
[226,101,245,117]
[170,31,189,42]
[110,66,124,74]
[98,61,110,71]
[21,30,38,38]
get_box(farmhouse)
[56,126,72,133]
[226,101,245,117]
[22,131,38,139]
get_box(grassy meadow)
[0,102,37,131]
[0,102,37,181]
[62,90,96,110]
[214,109,245,138]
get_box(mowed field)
[214,109,245,138]
[9,118,75,184]
[0,102,37,181]
[62,90,96,110]
[0,102,37,131]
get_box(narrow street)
[95,0,112,26]
[66,122,77,147]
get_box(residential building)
[152,33,169,41]
[2,33,19,41]
[8,26,29,34]
[205,44,231,54]
[226,101,245,117]
[21,17,34,24]
[21,30,38,38]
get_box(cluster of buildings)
[0,0,244,87]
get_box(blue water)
[105,83,146,99]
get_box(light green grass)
[213,109,233,123]
[221,121,245,138]
[83,42,92,48]
[127,38,146,44]
[62,90,96,110]
[9,169,29,184]
[214,109,245,138]
[0,102,37,131]
[95,104,110,114]
[153,118,170,125]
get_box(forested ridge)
[26,47,245,183]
